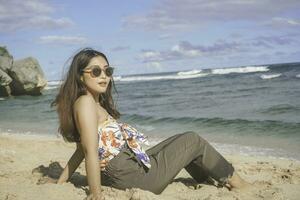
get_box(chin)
[97,87,108,94]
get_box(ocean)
[1,62,300,160]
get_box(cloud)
[123,0,300,31]
[38,35,88,45]
[139,40,243,62]
[158,34,172,40]
[251,35,298,48]
[264,17,300,29]
[0,0,74,32]
[147,62,163,71]
[139,33,299,63]
[110,45,130,52]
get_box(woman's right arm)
[73,96,103,199]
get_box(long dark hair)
[51,48,120,142]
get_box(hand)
[37,176,58,185]
[99,159,108,171]
[84,193,105,200]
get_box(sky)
[1,0,300,80]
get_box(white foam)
[0,98,5,101]
[260,73,282,79]
[47,80,62,86]
[118,73,208,82]
[212,142,297,161]
[113,76,122,81]
[44,86,59,90]
[296,74,300,78]
[177,69,202,76]
[211,66,269,75]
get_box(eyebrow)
[87,64,109,69]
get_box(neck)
[86,90,100,103]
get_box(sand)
[1,133,300,200]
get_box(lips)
[98,82,107,87]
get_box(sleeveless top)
[97,115,151,169]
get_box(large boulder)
[0,47,13,97]
[0,46,12,57]
[9,57,47,95]
[0,55,13,72]
[0,68,12,96]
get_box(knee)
[182,131,206,143]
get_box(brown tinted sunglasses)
[81,65,114,77]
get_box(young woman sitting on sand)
[51,48,250,200]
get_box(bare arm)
[73,96,102,197]
[57,143,85,184]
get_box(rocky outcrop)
[0,68,12,96]
[0,46,47,97]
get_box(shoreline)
[1,131,299,162]
[1,134,300,200]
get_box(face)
[81,56,112,95]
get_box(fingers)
[84,194,105,200]
[37,176,57,185]
[99,159,108,171]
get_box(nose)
[99,68,107,79]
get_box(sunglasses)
[81,65,114,77]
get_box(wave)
[261,104,300,115]
[117,73,208,82]
[0,97,5,101]
[113,76,122,81]
[211,66,269,75]
[122,114,300,135]
[44,86,59,90]
[47,80,62,86]
[296,74,300,78]
[177,69,202,75]
[260,73,281,80]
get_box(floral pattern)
[98,115,151,168]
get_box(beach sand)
[1,133,300,200]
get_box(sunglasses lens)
[105,67,114,76]
[92,67,101,77]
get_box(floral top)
[98,115,151,169]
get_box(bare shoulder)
[74,95,95,112]
[73,95,98,131]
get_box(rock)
[0,47,14,97]
[9,57,47,95]
[0,55,13,72]
[0,46,12,57]
[0,68,12,96]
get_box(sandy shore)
[1,133,300,200]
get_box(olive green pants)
[101,131,234,194]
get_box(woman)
[51,48,250,200]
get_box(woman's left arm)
[57,143,85,184]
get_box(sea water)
[1,62,299,160]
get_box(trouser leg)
[146,132,232,186]
[106,131,234,194]
[146,133,210,183]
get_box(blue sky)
[1,0,300,80]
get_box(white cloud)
[0,0,74,32]
[140,40,243,63]
[265,17,300,28]
[146,62,163,71]
[123,0,300,31]
[110,45,130,52]
[38,35,88,45]
[171,44,202,57]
